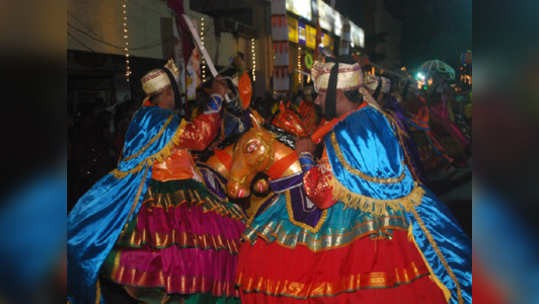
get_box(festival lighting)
[200,16,206,83]
[251,38,256,82]
[416,72,425,81]
[297,45,302,85]
[122,0,131,82]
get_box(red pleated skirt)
[236,230,447,304]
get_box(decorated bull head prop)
[227,112,302,199]
[272,102,308,137]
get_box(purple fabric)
[269,173,324,229]
[269,172,304,193]
[196,163,228,200]
[289,186,323,228]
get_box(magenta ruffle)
[122,202,245,253]
[110,198,245,297]
[111,246,239,297]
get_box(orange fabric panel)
[239,72,253,110]
[214,149,233,172]
[266,152,299,180]
[151,148,196,181]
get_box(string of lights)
[200,16,206,83]
[251,38,256,82]
[121,0,131,82]
[297,45,302,86]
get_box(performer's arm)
[296,138,337,210]
[301,152,337,210]
[177,94,223,151]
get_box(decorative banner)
[272,0,290,92]
[185,46,200,100]
[298,21,306,46]
[306,24,316,49]
[271,0,286,15]
[288,16,298,43]
[272,15,288,41]
[273,66,290,91]
[273,41,289,66]
[304,51,313,69]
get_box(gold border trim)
[122,115,174,162]
[285,191,328,233]
[330,132,406,184]
[236,259,431,299]
[408,223,451,303]
[244,216,408,252]
[410,207,463,304]
[329,175,425,216]
[246,194,279,226]
[95,279,101,304]
[110,267,238,298]
[111,119,187,179]
[122,164,150,225]
[110,249,121,280]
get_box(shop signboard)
[306,24,316,49]
[350,22,365,48]
[298,21,306,46]
[321,32,332,49]
[286,0,312,21]
[318,0,334,33]
[288,16,299,43]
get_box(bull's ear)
[249,111,264,129]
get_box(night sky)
[336,0,472,69]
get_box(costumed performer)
[68,59,245,304]
[235,56,471,304]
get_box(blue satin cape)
[324,106,471,303]
[67,106,184,304]
[325,106,415,201]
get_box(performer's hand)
[210,76,228,97]
[296,137,317,155]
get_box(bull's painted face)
[272,106,307,137]
[226,128,275,199]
